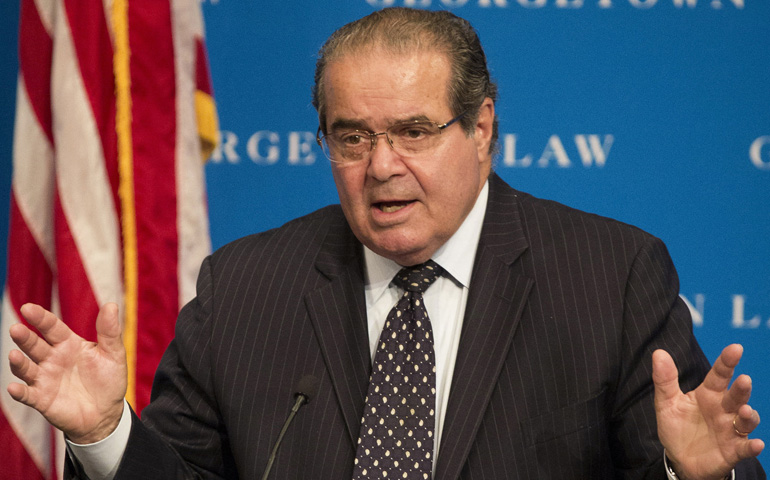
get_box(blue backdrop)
[1,0,767,466]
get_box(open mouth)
[374,200,413,213]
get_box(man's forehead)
[323,44,451,86]
[322,48,453,126]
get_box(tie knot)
[392,260,443,293]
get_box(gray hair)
[312,8,499,154]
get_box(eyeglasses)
[316,112,466,163]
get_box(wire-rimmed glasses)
[316,112,466,163]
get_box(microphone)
[260,375,319,480]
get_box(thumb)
[653,349,682,406]
[95,303,124,356]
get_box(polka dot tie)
[353,260,443,480]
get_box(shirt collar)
[363,180,489,301]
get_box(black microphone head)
[295,375,319,402]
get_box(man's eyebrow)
[328,118,370,132]
[395,114,431,124]
[328,115,434,133]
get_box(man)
[7,8,765,479]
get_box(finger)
[733,404,761,436]
[95,303,124,357]
[652,349,682,405]
[736,438,765,461]
[6,378,43,411]
[723,374,752,413]
[8,348,41,385]
[7,381,32,406]
[19,303,74,345]
[701,344,743,393]
[9,322,52,364]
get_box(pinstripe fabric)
[70,174,764,479]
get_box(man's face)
[322,47,495,266]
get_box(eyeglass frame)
[316,111,467,163]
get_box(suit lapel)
[305,214,371,449]
[436,174,534,480]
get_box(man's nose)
[367,133,406,181]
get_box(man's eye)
[393,124,432,140]
[338,132,365,146]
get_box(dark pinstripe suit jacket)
[73,174,764,479]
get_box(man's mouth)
[375,201,412,213]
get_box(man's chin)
[366,238,435,267]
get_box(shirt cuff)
[664,450,735,480]
[66,400,132,480]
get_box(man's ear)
[474,97,495,160]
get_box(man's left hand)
[653,344,765,480]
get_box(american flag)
[0,0,217,478]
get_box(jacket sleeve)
[112,255,237,479]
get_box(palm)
[658,383,737,477]
[653,346,764,480]
[7,303,127,443]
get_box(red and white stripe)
[0,1,215,478]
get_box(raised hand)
[7,303,128,444]
[653,344,764,480]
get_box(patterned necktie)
[353,260,443,480]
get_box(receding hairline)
[319,45,455,119]
[317,40,456,126]
[320,27,448,63]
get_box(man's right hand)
[6,303,127,444]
